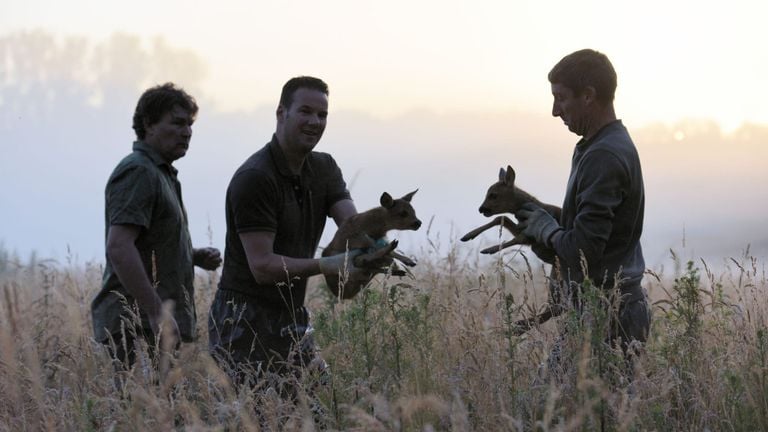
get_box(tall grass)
[0,240,766,431]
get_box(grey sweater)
[549,120,645,298]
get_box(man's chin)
[301,137,321,149]
[567,124,581,135]
[172,149,188,161]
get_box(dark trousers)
[105,325,157,372]
[545,284,652,380]
[207,289,327,389]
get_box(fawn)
[461,165,561,254]
[322,189,421,299]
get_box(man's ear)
[143,118,155,139]
[276,105,285,123]
[582,86,597,105]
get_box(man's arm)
[549,151,625,273]
[329,198,357,227]
[239,231,324,285]
[106,224,180,339]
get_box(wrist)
[319,254,346,275]
[544,228,563,248]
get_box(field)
[1,239,766,431]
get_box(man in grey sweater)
[516,49,651,372]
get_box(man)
[91,83,221,370]
[208,76,368,386]
[515,49,651,368]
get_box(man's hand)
[148,302,181,353]
[319,249,366,275]
[516,203,562,247]
[194,247,222,270]
[370,237,390,251]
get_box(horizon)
[2,2,767,272]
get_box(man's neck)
[582,107,617,142]
[283,149,305,175]
[276,135,307,175]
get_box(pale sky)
[3,0,767,130]
[2,0,767,269]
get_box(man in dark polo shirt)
[92,83,221,370]
[514,49,651,374]
[208,76,369,387]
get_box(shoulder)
[585,123,639,166]
[229,167,278,195]
[230,147,275,182]
[228,157,281,201]
[108,154,158,185]
[308,150,342,175]
[590,122,637,155]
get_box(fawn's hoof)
[480,245,502,254]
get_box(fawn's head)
[478,165,523,216]
[380,189,422,231]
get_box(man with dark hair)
[515,49,651,371]
[208,76,370,388]
[92,82,221,370]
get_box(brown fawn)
[461,166,561,254]
[322,189,421,299]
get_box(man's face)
[277,88,328,154]
[551,82,589,137]
[144,105,193,164]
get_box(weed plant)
[1,240,766,431]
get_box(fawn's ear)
[505,165,516,184]
[380,192,394,208]
[498,167,506,183]
[402,189,419,202]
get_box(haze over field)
[2,0,767,271]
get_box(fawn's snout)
[382,189,422,232]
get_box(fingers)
[517,219,530,231]
[155,302,180,353]
[202,258,222,270]
[196,247,222,270]
[515,208,532,220]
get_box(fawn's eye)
[488,193,497,199]
[399,211,408,218]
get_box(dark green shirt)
[91,141,196,343]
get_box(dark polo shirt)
[91,141,195,343]
[219,135,350,309]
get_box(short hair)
[132,83,198,139]
[548,49,617,104]
[279,76,329,109]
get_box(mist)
[2,31,767,272]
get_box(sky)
[1,0,767,272]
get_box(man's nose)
[307,113,321,125]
